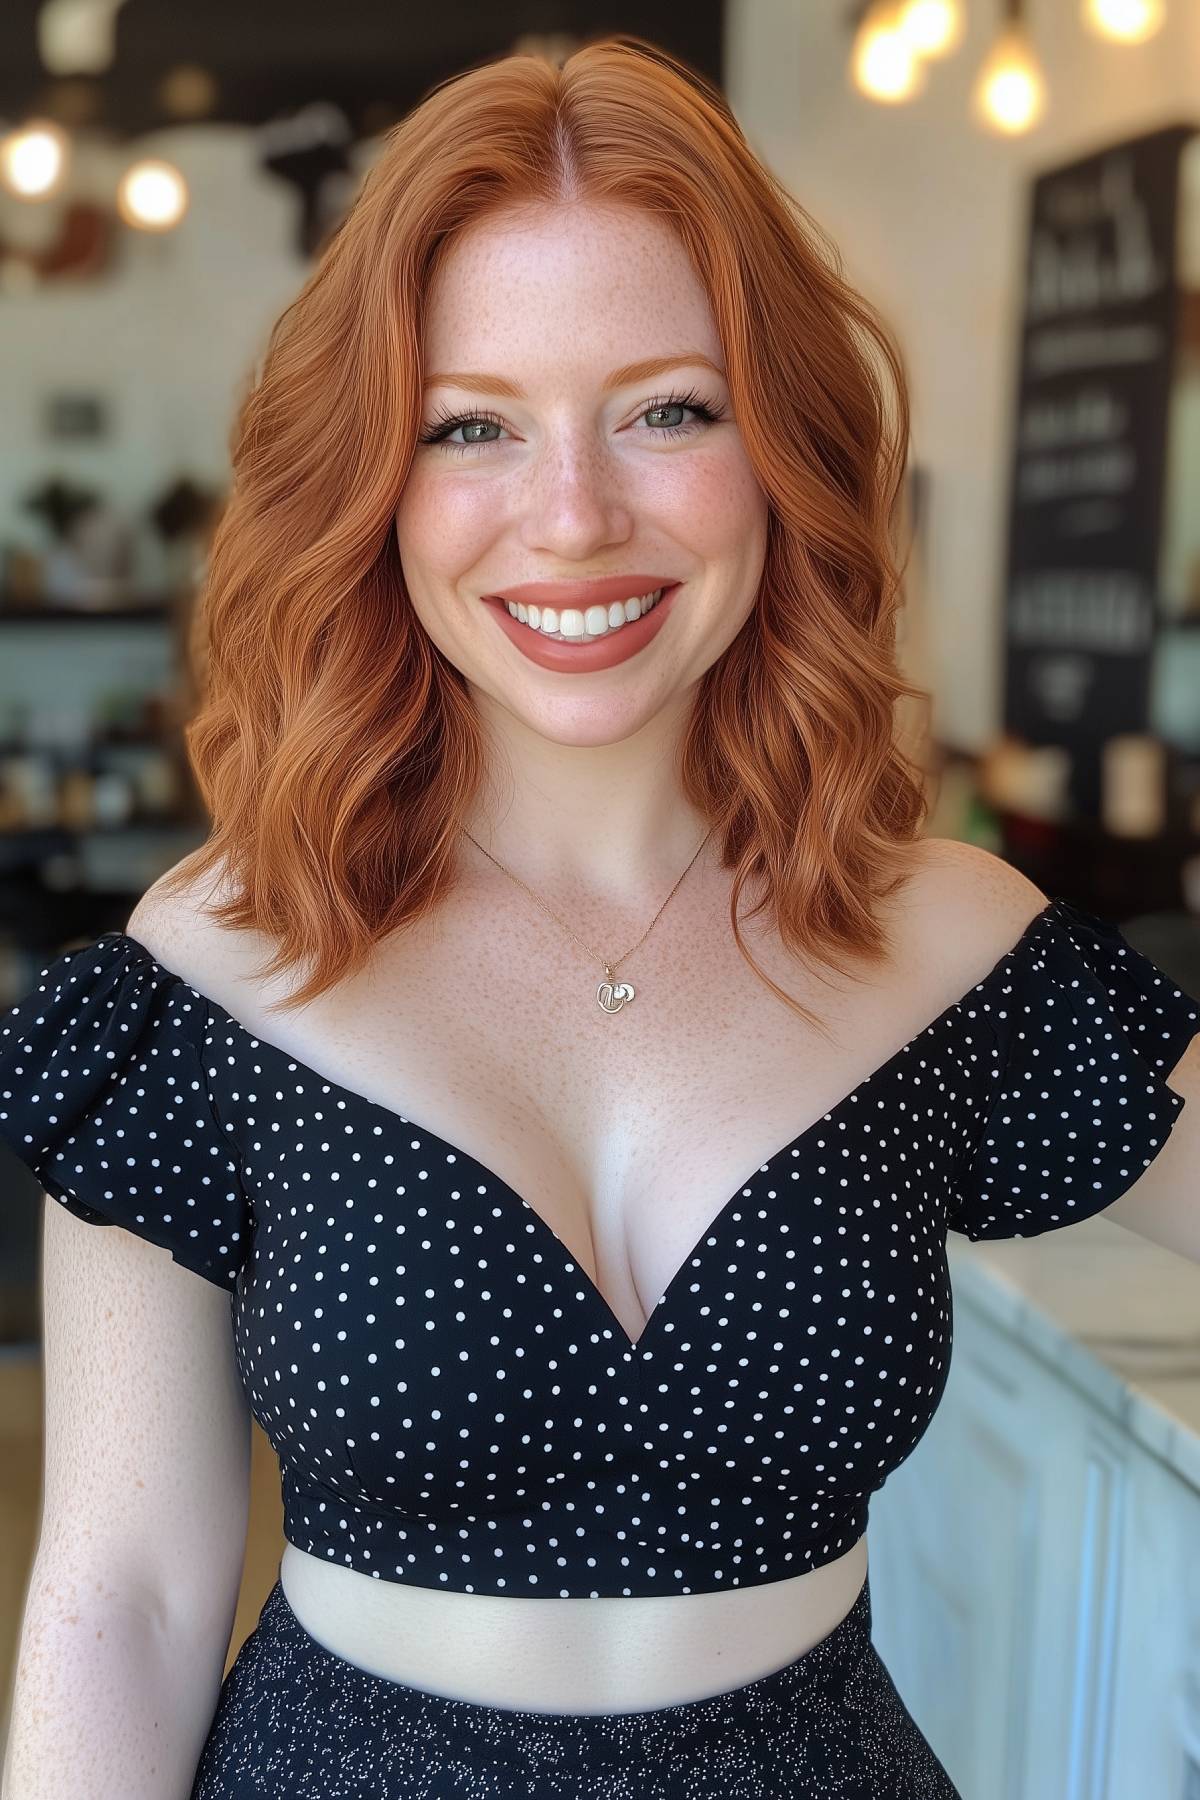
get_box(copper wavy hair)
[161,33,933,1032]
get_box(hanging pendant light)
[0,119,71,199]
[850,2,928,104]
[972,0,1047,136]
[1082,0,1166,43]
[895,0,966,61]
[116,158,189,231]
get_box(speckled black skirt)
[189,1570,961,1798]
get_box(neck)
[460,691,712,907]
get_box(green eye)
[418,388,726,456]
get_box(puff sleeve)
[948,898,1198,1241]
[0,933,252,1291]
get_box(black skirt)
[190,1569,961,1798]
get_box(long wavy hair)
[160,33,933,1031]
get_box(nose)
[517,432,635,562]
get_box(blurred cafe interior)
[0,3,1199,1794]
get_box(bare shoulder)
[123,850,259,995]
[915,836,1048,915]
[901,837,1050,984]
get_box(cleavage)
[246,952,914,1347]
[177,874,936,1342]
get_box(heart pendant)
[597,976,635,1013]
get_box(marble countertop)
[947,1217,1200,1495]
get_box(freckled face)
[393,201,769,747]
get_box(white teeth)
[507,588,664,643]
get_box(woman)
[2,35,1197,1800]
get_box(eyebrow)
[421,353,726,396]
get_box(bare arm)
[2,1193,252,1799]
[2,1581,227,1800]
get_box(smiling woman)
[392,189,765,714]
[147,34,927,1033]
[9,26,1194,1800]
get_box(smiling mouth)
[491,587,666,644]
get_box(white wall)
[0,127,342,595]
[725,0,1200,750]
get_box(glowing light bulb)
[0,119,70,198]
[851,2,927,104]
[116,158,188,230]
[973,20,1047,135]
[1082,0,1165,43]
[897,0,964,60]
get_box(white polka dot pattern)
[947,899,1197,1240]
[0,944,250,1289]
[0,896,1194,1604]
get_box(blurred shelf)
[0,821,205,919]
[995,810,1200,851]
[993,805,1200,920]
[0,735,169,754]
[0,598,175,623]
[0,819,194,847]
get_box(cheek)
[654,448,767,560]
[394,471,499,580]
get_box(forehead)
[421,202,721,373]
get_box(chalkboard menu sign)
[1002,123,1196,806]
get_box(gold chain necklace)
[459,825,714,1013]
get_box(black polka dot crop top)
[1,896,1195,1599]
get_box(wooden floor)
[0,1347,286,1764]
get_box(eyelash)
[417,387,726,455]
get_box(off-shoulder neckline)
[86,894,1069,1350]
[102,894,1066,1118]
[106,893,1067,1077]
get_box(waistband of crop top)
[248,1571,874,1769]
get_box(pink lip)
[484,574,675,607]
[482,582,681,673]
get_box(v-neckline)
[106,898,1058,1355]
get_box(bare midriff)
[278,1532,869,1714]
[174,840,973,1718]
